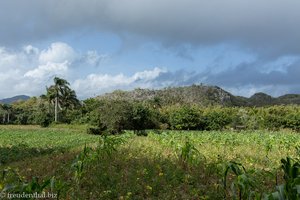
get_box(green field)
[0,125,98,165]
[1,126,300,199]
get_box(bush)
[203,108,232,130]
[98,100,134,134]
[134,130,148,136]
[285,113,300,131]
[132,103,159,131]
[168,105,204,130]
[37,112,52,127]
[87,126,107,135]
[231,108,260,130]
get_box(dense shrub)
[87,126,106,135]
[167,105,205,130]
[285,113,300,131]
[3,96,300,132]
[36,112,52,127]
[14,113,29,125]
[98,100,133,134]
[203,108,233,130]
[131,103,159,131]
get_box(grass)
[0,125,98,165]
[74,131,300,199]
[1,126,300,199]
[151,130,300,170]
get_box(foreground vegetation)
[0,125,97,165]
[1,126,299,199]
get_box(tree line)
[0,77,80,127]
[1,77,299,133]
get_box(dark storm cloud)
[1,0,300,57]
[152,70,201,86]
[205,61,300,87]
[1,0,299,97]
[150,59,300,96]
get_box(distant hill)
[248,92,274,106]
[275,94,300,105]
[96,85,300,107]
[97,85,236,106]
[0,95,30,104]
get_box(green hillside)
[96,84,300,107]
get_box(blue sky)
[0,0,300,99]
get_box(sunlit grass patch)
[0,125,98,165]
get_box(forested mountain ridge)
[0,95,30,104]
[96,85,300,106]
[2,85,299,107]
[1,80,299,132]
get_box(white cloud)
[39,42,76,64]
[72,67,165,98]
[23,43,76,89]
[1,41,299,100]
[85,51,108,67]
[224,85,291,98]
[0,42,107,98]
[24,61,69,79]
[0,47,19,69]
[23,45,39,55]
[133,67,166,81]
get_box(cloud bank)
[0,42,106,98]
[1,0,300,57]
[1,42,299,99]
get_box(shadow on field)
[0,144,66,165]
[75,149,223,200]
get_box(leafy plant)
[1,168,64,199]
[97,135,125,157]
[266,157,300,200]
[223,161,257,200]
[177,139,202,166]
[71,145,93,185]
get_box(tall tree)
[46,77,80,122]
[0,104,12,124]
[0,104,5,124]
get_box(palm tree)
[61,87,80,110]
[0,104,12,124]
[46,77,80,122]
[0,104,5,124]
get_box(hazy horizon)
[1,83,299,101]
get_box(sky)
[0,0,300,99]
